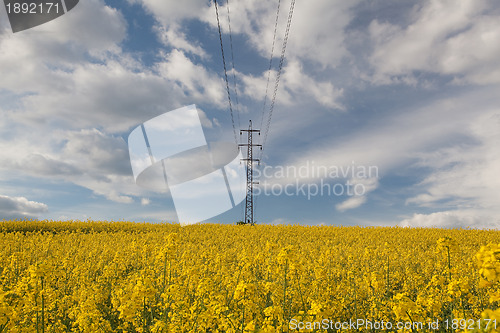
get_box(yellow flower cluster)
[0,220,499,332]
[477,244,500,285]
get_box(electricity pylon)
[239,120,261,225]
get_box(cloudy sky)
[0,0,499,228]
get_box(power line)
[212,0,296,225]
[260,0,296,159]
[255,0,284,224]
[214,0,238,144]
[259,0,281,133]
[226,0,241,130]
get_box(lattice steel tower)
[239,120,261,225]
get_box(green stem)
[353,276,357,319]
[143,296,147,333]
[282,260,288,332]
[386,255,390,293]
[162,255,167,294]
[228,266,243,309]
[405,310,417,333]
[41,277,45,333]
[168,260,172,286]
[447,246,451,282]
[0,317,10,333]
[36,292,39,333]
[241,289,246,333]
[294,271,307,318]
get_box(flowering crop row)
[0,221,499,332]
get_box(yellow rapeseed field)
[0,220,499,332]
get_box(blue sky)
[0,0,499,228]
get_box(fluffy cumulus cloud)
[211,0,352,109]
[0,0,127,90]
[0,42,223,134]
[369,0,500,84]
[128,0,350,110]
[336,177,378,212]
[155,25,207,58]
[399,211,500,229]
[0,127,140,203]
[200,0,359,68]
[239,60,344,110]
[268,218,288,225]
[0,0,229,126]
[103,0,360,71]
[156,50,226,107]
[279,85,500,221]
[126,0,211,60]
[126,0,208,23]
[0,195,48,220]
[281,60,344,109]
[0,0,230,205]
[402,109,500,229]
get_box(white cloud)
[0,0,127,91]
[127,0,211,61]
[204,0,354,108]
[128,209,179,223]
[0,0,230,207]
[200,0,358,68]
[0,1,175,134]
[269,218,288,225]
[399,211,500,229]
[130,0,351,109]
[406,110,500,213]
[5,60,188,133]
[336,176,378,212]
[369,0,500,84]
[0,127,142,204]
[156,49,226,107]
[277,86,500,220]
[104,190,134,204]
[1,128,129,177]
[282,59,344,109]
[155,24,208,58]
[127,0,208,24]
[239,71,273,102]
[336,196,366,212]
[63,129,129,169]
[141,198,151,206]
[0,195,48,220]
[0,1,227,134]
[198,108,220,128]
[284,87,498,179]
[238,59,344,110]
[284,0,359,68]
